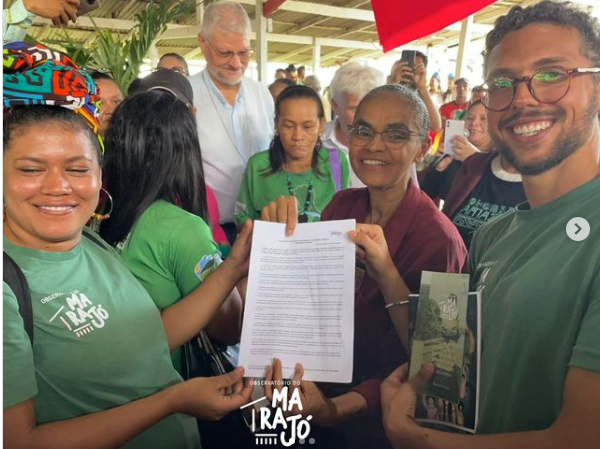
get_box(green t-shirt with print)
[469,176,600,434]
[234,147,350,227]
[118,200,222,374]
[3,233,200,449]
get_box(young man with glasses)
[188,0,274,244]
[382,1,600,447]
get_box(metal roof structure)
[7,0,598,70]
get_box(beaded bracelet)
[384,299,410,309]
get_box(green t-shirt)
[118,200,222,374]
[469,176,600,434]
[3,233,200,449]
[234,147,350,226]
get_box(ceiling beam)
[234,0,375,22]
[33,16,189,33]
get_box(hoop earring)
[91,188,113,221]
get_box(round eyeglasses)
[481,66,600,112]
[348,124,426,147]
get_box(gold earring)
[91,188,113,221]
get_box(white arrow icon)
[566,217,590,241]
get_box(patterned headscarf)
[3,41,103,149]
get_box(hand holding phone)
[443,120,466,157]
[78,0,100,15]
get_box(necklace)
[201,71,249,163]
[286,171,314,223]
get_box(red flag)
[372,0,498,52]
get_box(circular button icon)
[566,217,590,241]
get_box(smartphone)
[78,0,100,16]
[443,120,466,156]
[400,50,417,71]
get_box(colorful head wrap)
[3,41,103,149]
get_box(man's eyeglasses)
[153,66,189,76]
[205,39,254,61]
[481,66,600,112]
[348,124,426,146]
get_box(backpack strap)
[3,252,34,344]
[82,227,110,251]
[329,148,342,192]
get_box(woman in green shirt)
[235,85,350,227]
[100,88,244,376]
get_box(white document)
[239,219,356,383]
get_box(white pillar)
[150,41,159,68]
[312,37,321,76]
[455,15,473,78]
[255,0,268,84]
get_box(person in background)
[389,51,443,131]
[188,0,274,245]
[3,41,253,449]
[235,85,350,226]
[304,74,332,121]
[285,63,299,84]
[470,85,484,104]
[442,147,525,249]
[3,0,79,42]
[136,68,231,256]
[91,71,124,138]
[442,73,455,103]
[420,100,493,204]
[297,65,306,85]
[157,52,189,76]
[439,77,470,123]
[428,73,444,108]
[382,2,600,448]
[261,84,467,449]
[268,77,295,102]
[322,61,384,187]
[274,68,286,80]
[100,87,243,375]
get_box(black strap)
[3,229,108,345]
[3,252,34,344]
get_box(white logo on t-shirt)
[47,290,110,337]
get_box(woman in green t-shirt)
[100,88,244,378]
[235,85,350,227]
[3,42,252,449]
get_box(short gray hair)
[303,75,322,93]
[330,62,383,104]
[357,84,430,140]
[201,1,251,39]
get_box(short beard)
[208,65,243,87]
[492,92,599,176]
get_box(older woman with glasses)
[262,84,467,449]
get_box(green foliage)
[43,1,195,93]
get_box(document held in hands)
[238,219,356,383]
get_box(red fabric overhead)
[371,0,498,52]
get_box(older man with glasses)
[188,0,274,244]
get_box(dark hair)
[127,78,143,97]
[285,64,297,74]
[159,52,189,72]
[269,78,295,91]
[3,106,102,160]
[485,1,600,71]
[100,90,208,245]
[415,50,428,68]
[265,85,325,176]
[356,84,430,141]
[90,71,115,82]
